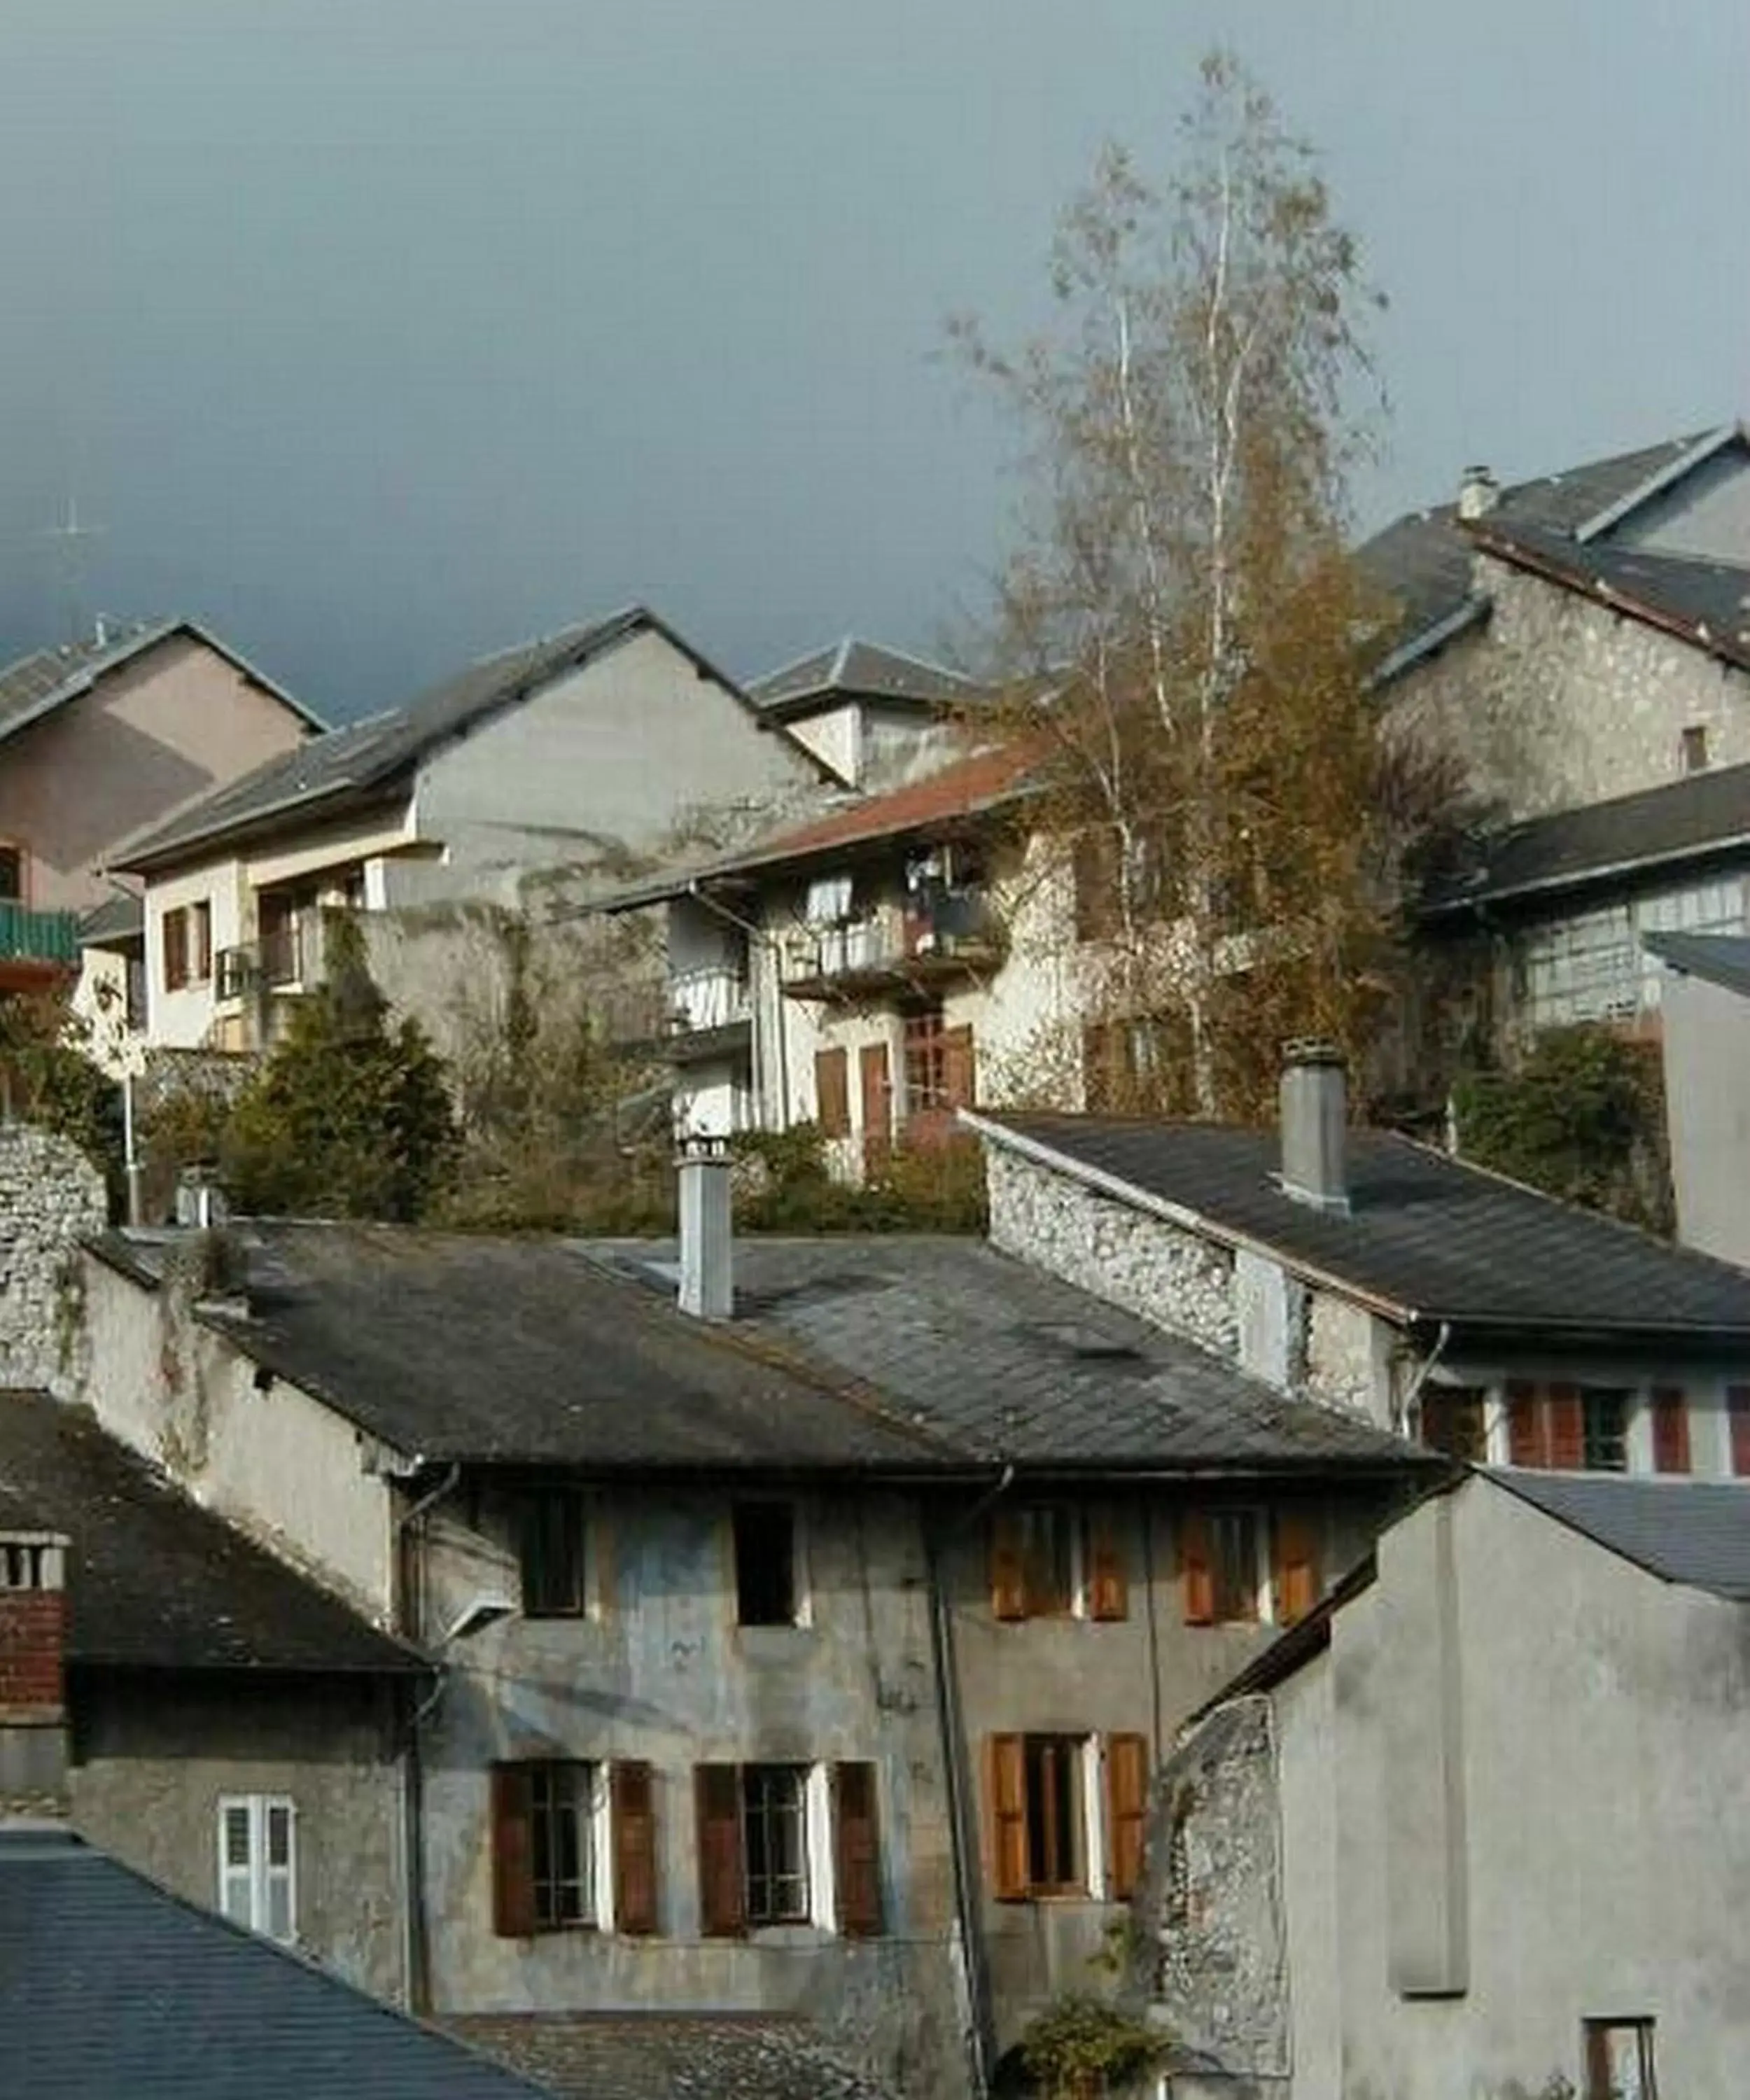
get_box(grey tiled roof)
[0,1388,419,1676]
[0,1828,544,2100]
[0,619,320,745]
[78,888,144,945]
[451,2013,902,2100]
[1644,929,1750,998]
[974,1113,1750,1342]
[116,607,748,872]
[1488,1470,1750,1601]
[751,636,981,718]
[1422,757,1750,913]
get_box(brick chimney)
[677,1137,734,1321]
[1280,1041,1350,1217]
[0,1532,70,1819]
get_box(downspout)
[925,1461,1014,2100]
[1399,1321,1455,1440]
[394,1461,460,2015]
[687,879,789,1132]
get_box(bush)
[1016,1994,1170,2099]
[0,989,123,1209]
[732,1124,988,1234]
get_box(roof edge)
[1574,423,1743,542]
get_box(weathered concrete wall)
[0,1125,107,1394]
[71,1670,407,2004]
[1660,965,1750,1270]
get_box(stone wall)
[0,1125,107,1395]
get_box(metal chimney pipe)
[677,1138,734,1320]
[1280,1040,1350,1217]
[1457,465,1499,521]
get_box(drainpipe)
[393,1462,459,2015]
[925,1462,1014,2099]
[1399,1321,1455,1441]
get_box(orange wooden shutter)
[1548,1384,1584,1471]
[1505,1381,1544,1467]
[1086,1511,1128,1622]
[1651,1388,1690,1474]
[832,1762,883,1937]
[814,1048,850,1138]
[1271,1510,1321,1628]
[489,1764,536,1938]
[988,1511,1028,1621]
[1105,1733,1149,1900]
[941,1025,977,1110]
[1730,1387,1750,1477]
[859,1042,893,1176]
[1180,1511,1215,1625]
[611,1761,658,1935]
[984,1735,1029,1900]
[694,1764,746,1938]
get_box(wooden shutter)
[859,1042,893,1177]
[1651,1388,1690,1475]
[983,1735,1029,1900]
[1086,1511,1128,1622]
[1270,1510,1321,1628]
[941,1025,977,1111]
[813,1048,850,1138]
[694,1764,746,1938]
[1179,1511,1215,1626]
[611,1761,658,1935]
[489,1764,536,1939]
[832,1762,883,1937]
[163,909,188,992]
[1548,1383,1584,1471]
[1105,1733,1149,1900]
[1730,1387,1750,1477]
[988,1511,1028,1621]
[1505,1380,1544,1467]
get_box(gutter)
[1420,822,1750,921]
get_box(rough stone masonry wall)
[0,1126,107,1396]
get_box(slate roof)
[451,2013,902,2100]
[0,618,321,745]
[90,1223,1422,1478]
[1357,426,1735,682]
[1644,929,1750,998]
[1422,757,1750,913]
[750,636,981,720]
[970,1111,1750,1343]
[0,1828,543,2100]
[78,888,144,946]
[1488,1469,1750,1602]
[115,607,754,874]
[0,1388,419,1676]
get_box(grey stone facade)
[0,1125,106,1394]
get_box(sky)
[1,0,1746,723]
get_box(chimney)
[1457,465,1498,521]
[677,1137,734,1321]
[0,1532,70,1820]
[1280,1041,1350,1217]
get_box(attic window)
[733,1502,800,1626]
[1681,724,1709,774]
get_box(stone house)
[1140,1467,1750,2098]
[64,1157,1433,2098]
[965,1045,1750,1483]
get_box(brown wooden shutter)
[611,1761,659,1936]
[941,1025,976,1111]
[1583,2022,1612,2100]
[983,1735,1029,1900]
[1730,1387,1750,1477]
[859,1042,893,1177]
[813,1048,850,1139]
[1086,1511,1128,1622]
[162,909,188,992]
[489,1764,536,1939]
[1105,1733,1149,1900]
[1270,1509,1321,1628]
[694,1764,746,1938]
[832,1762,883,1937]
[1651,1388,1690,1474]
[1506,1380,1545,1467]
[1180,1511,1215,1626]
[1548,1383,1584,1471]
[988,1511,1028,1621]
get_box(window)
[902,1007,976,1122]
[732,1501,799,1626]
[989,1505,1126,1621]
[530,1762,594,1928]
[1731,1387,1750,1477]
[1583,2017,1656,2099]
[984,1732,1149,1903]
[741,1763,811,1925]
[1681,724,1709,774]
[1651,1387,1690,1474]
[491,1760,656,1938]
[218,1795,296,1942]
[694,1760,882,1937]
[1581,1389,1630,1473]
[1420,1389,1488,1462]
[0,844,21,901]
[163,907,190,991]
[1024,1735,1084,1893]
[189,899,213,983]
[1508,1384,1629,1472]
[1181,1508,1320,1627]
[258,891,304,988]
[519,1486,586,1618]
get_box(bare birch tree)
[955,53,1447,1121]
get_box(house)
[0,618,317,996]
[64,1152,1434,2096]
[104,606,828,1058]
[1643,930,1750,1270]
[748,637,986,790]
[0,1385,425,2002]
[965,1043,1750,1479]
[1138,1467,1750,2098]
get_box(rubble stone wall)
[0,1125,107,1396]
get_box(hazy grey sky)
[3,0,1746,721]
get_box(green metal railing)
[0,901,83,967]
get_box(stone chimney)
[1457,465,1499,522]
[1280,1042,1350,1217]
[677,1138,734,1321]
[0,1532,70,1819]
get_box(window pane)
[530,1762,593,1928]
[1016,1506,1075,1616]
[1023,1736,1084,1891]
[1581,1390,1629,1472]
[264,1875,293,1943]
[223,1805,251,1870]
[522,1488,585,1616]
[742,1765,809,1925]
[265,1804,292,1869]
[1209,1513,1259,1622]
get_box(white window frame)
[1080,1737,1108,1902]
[217,1794,297,1943]
[804,1763,837,1929]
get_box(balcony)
[0,902,82,975]
[663,965,752,1063]
[781,890,1004,1004]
